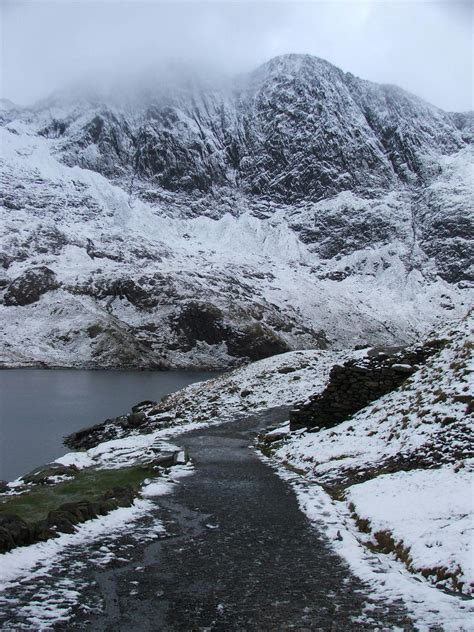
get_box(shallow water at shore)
[0,369,222,481]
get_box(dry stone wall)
[289,340,446,431]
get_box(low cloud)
[1,0,472,111]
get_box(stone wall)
[289,340,445,431]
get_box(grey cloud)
[1,0,472,111]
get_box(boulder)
[22,463,78,485]
[45,510,77,533]
[0,526,16,552]
[101,485,136,508]
[131,400,157,413]
[0,514,35,551]
[126,411,147,428]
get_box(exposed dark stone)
[21,463,79,485]
[226,324,290,361]
[126,412,147,428]
[3,266,59,306]
[70,275,167,309]
[131,400,157,413]
[170,302,290,362]
[0,514,35,549]
[240,389,253,398]
[64,422,110,450]
[38,118,70,138]
[87,324,103,338]
[101,485,136,508]
[173,302,227,349]
[45,510,78,533]
[0,526,16,551]
[0,485,139,553]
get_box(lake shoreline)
[0,363,233,373]
[0,368,222,481]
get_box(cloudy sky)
[1,0,472,111]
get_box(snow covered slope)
[273,314,474,596]
[0,55,472,368]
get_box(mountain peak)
[253,53,341,78]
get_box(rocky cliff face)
[0,55,472,368]
[31,56,465,201]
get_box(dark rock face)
[64,415,137,450]
[416,194,474,283]
[0,514,37,552]
[3,266,59,306]
[49,55,466,204]
[171,301,290,361]
[71,277,161,309]
[173,302,227,348]
[131,400,157,413]
[291,196,406,259]
[226,324,291,361]
[290,340,446,431]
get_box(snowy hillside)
[272,314,474,596]
[0,55,472,368]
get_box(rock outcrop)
[4,267,59,306]
[0,486,136,554]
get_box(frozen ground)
[268,463,474,632]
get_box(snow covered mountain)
[0,55,472,368]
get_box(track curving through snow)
[81,407,414,631]
[0,407,416,631]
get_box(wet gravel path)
[1,408,414,631]
[83,407,413,631]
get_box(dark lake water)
[0,369,222,482]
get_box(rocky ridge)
[0,55,472,368]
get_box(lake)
[0,369,222,482]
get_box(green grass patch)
[0,464,156,523]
